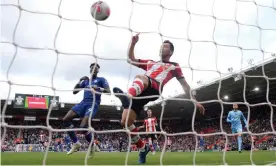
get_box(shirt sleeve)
[138,59,151,71]
[174,63,184,80]
[100,77,109,89]
[227,112,232,123]
[154,117,158,126]
[240,111,247,127]
[79,80,86,88]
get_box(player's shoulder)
[139,59,155,63]
[96,76,105,79]
[96,76,107,81]
[166,61,180,66]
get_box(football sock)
[128,78,145,97]
[63,122,78,143]
[128,124,145,149]
[238,136,242,151]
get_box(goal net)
[1,0,276,165]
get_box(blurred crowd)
[1,109,275,152]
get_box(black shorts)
[40,141,44,145]
[131,77,159,117]
[146,134,158,141]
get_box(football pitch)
[1,151,276,165]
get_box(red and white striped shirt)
[138,59,184,90]
[40,134,46,142]
[144,117,157,132]
[167,137,172,145]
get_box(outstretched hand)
[131,33,140,45]
[196,103,205,115]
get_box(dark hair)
[90,63,100,69]
[164,40,174,53]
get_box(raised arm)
[138,120,146,130]
[137,125,145,130]
[128,34,151,70]
[100,77,111,93]
[73,76,88,95]
[128,33,140,67]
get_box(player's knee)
[62,118,72,128]
[121,119,134,128]
[135,75,149,87]
[121,119,126,127]
[62,115,71,123]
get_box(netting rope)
[1,0,276,165]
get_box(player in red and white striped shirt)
[138,109,158,155]
[113,34,205,164]
[39,131,46,152]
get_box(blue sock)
[238,136,242,151]
[63,122,78,143]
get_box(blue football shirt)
[79,77,109,103]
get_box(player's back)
[81,77,106,103]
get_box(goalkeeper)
[113,34,205,164]
[62,63,110,157]
[227,104,247,153]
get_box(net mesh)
[1,0,276,165]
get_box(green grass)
[1,151,276,165]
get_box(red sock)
[128,125,145,149]
[128,78,144,97]
[136,139,145,149]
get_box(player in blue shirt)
[227,104,247,153]
[199,134,204,152]
[64,135,71,152]
[62,63,110,157]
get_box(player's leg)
[80,103,100,158]
[200,144,204,152]
[121,108,145,147]
[112,75,149,108]
[232,128,241,153]
[147,137,154,152]
[237,128,243,153]
[153,138,158,153]
[121,107,152,164]
[62,110,79,145]
[64,103,86,155]
[113,87,145,150]
[79,116,95,157]
[151,135,157,154]
[114,77,158,164]
[128,75,149,97]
